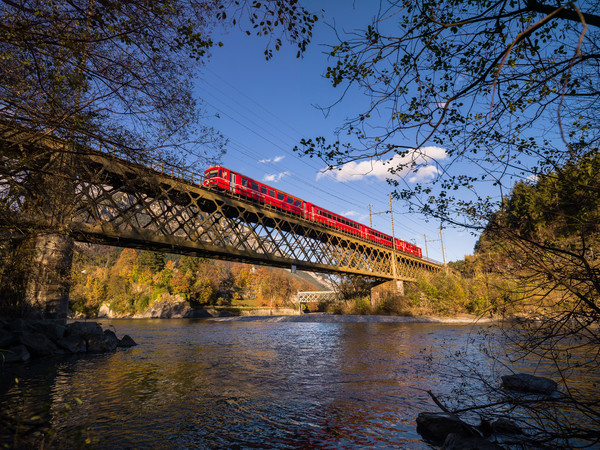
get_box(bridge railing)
[297,291,338,303]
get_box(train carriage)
[203,166,423,258]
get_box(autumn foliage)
[69,246,317,316]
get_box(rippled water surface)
[1,318,511,448]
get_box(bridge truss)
[0,131,441,282]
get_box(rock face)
[501,373,557,395]
[0,319,137,364]
[136,295,193,319]
[416,412,479,444]
[99,294,193,319]
[97,303,131,319]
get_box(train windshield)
[206,169,219,178]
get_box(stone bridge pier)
[23,232,74,322]
[371,279,405,305]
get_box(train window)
[251,182,258,191]
[287,197,293,205]
[260,186,267,194]
[269,189,275,197]
[295,199,302,207]
[241,178,248,187]
[277,192,284,201]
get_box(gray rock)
[491,418,523,435]
[0,344,31,363]
[56,335,87,353]
[66,321,103,340]
[18,330,60,356]
[501,373,557,395]
[117,335,137,348]
[103,329,119,351]
[442,433,504,450]
[416,412,479,444]
[138,296,192,318]
[87,334,117,353]
[35,321,66,342]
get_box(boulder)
[35,321,66,342]
[491,418,523,435]
[103,329,119,351]
[416,412,479,444]
[501,373,557,395]
[56,335,87,353]
[442,433,504,450]
[0,344,31,363]
[117,335,137,348]
[97,303,111,318]
[139,296,192,318]
[87,330,119,353]
[18,329,60,356]
[66,321,103,340]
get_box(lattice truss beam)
[0,142,441,280]
[298,291,338,303]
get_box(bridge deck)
[0,128,442,281]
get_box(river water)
[0,316,588,448]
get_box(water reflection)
[4,319,589,448]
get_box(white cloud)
[259,155,285,164]
[343,210,368,222]
[408,165,440,183]
[263,171,290,182]
[316,146,447,183]
[526,174,539,183]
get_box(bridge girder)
[0,132,441,282]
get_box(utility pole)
[389,193,397,279]
[369,196,397,279]
[439,227,447,267]
[423,234,429,259]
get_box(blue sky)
[196,1,479,262]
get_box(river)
[0,316,591,448]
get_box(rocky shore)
[0,319,137,364]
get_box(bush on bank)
[326,269,521,317]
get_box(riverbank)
[210,313,498,324]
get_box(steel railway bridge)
[1,128,441,289]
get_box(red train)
[203,166,422,258]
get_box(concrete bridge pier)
[24,232,74,321]
[371,279,405,305]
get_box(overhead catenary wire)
[196,75,442,243]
